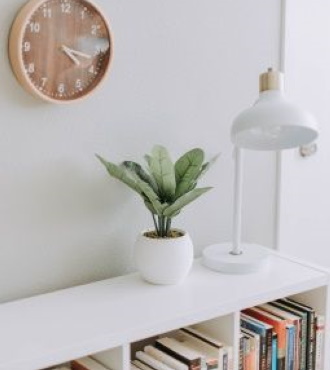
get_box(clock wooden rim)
[9,0,114,104]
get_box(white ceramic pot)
[134,229,194,285]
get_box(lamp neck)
[259,69,284,92]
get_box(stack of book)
[46,356,112,370]
[240,297,325,370]
[131,326,233,370]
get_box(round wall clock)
[9,0,113,103]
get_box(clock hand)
[61,45,80,66]
[68,48,92,59]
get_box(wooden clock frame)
[9,0,114,103]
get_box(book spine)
[306,310,315,370]
[265,329,272,370]
[299,314,307,370]
[240,321,266,370]
[244,336,250,370]
[315,315,325,370]
[239,335,244,370]
[287,326,295,370]
[271,334,277,370]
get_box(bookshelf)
[0,252,328,370]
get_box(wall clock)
[9,0,113,103]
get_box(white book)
[136,350,175,370]
[172,330,221,370]
[315,315,325,370]
[144,345,188,370]
[72,356,111,370]
[183,327,224,348]
[132,359,154,370]
[131,363,142,370]
[182,327,232,370]
[155,337,202,364]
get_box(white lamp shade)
[231,90,319,150]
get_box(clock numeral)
[81,9,86,19]
[23,41,31,52]
[41,77,48,87]
[58,83,65,94]
[75,79,82,90]
[61,3,71,13]
[43,8,52,18]
[27,63,35,74]
[29,22,41,33]
[88,65,95,74]
[91,24,101,36]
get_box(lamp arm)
[231,147,243,255]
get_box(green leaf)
[163,187,212,218]
[175,148,204,199]
[197,153,220,180]
[123,161,158,193]
[144,154,152,167]
[149,145,176,201]
[124,167,165,216]
[97,155,164,215]
[96,155,142,195]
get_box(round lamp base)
[202,243,270,274]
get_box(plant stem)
[158,215,163,237]
[152,213,159,234]
[165,218,171,237]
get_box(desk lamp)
[202,68,319,274]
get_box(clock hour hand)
[61,45,80,66]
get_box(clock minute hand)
[68,48,92,59]
[61,45,80,66]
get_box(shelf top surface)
[0,253,328,370]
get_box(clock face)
[9,0,113,102]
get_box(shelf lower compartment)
[0,253,328,370]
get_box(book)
[260,303,301,370]
[155,337,202,370]
[132,359,155,370]
[239,334,244,370]
[271,333,277,370]
[286,324,295,370]
[71,357,111,370]
[240,313,273,370]
[241,328,260,370]
[243,335,251,370]
[144,345,189,370]
[136,350,175,370]
[131,364,142,370]
[315,315,325,370]
[182,326,233,370]
[172,329,220,370]
[243,308,287,370]
[279,298,315,370]
[269,300,308,370]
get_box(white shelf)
[0,253,328,370]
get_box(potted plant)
[96,145,218,285]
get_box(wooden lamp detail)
[9,0,113,103]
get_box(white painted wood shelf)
[0,253,329,370]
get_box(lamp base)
[202,243,270,274]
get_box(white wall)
[0,0,281,303]
[279,0,330,267]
